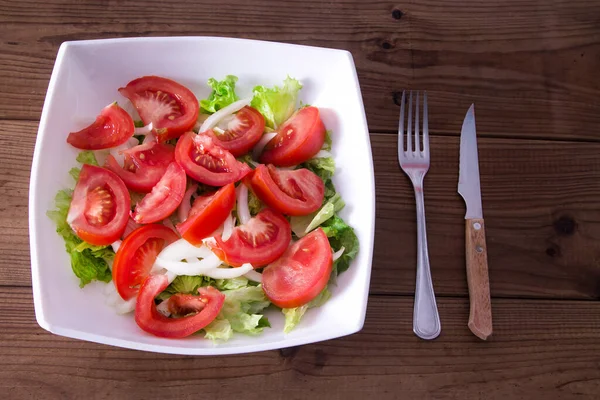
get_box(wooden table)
[2,0,600,398]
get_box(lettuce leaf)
[200,75,240,114]
[282,286,331,333]
[69,151,99,181]
[290,193,345,238]
[156,275,213,301]
[321,215,359,275]
[47,189,114,287]
[251,76,302,128]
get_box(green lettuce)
[290,193,345,238]
[46,189,114,287]
[200,75,240,114]
[251,76,302,128]
[69,151,99,180]
[321,215,359,275]
[156,275,213,301]
[282,286,331,333]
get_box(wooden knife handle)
[465,218,493,340]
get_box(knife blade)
[458,104,493,340]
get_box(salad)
[47,74,359,341]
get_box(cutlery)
[458,104,493,340]
[397,91,441,340]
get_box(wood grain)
[1,0,600,140]
[5,121,600,300]
[465,218,492,340]
[1,287,599,399]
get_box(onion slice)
[154,251,223,275]
[199,98,252,133]
[158,238,214,261]
[333,246,345,261]
[314,150,332,158]
[178,184,198,223]
[221,212,235,241]
[134,122,153,135]
[111,240,122,253]
[236,183,251,225]
[252,132,278,160]
[203,263,254,279]
[243,269,262,282]
[109,137,139,167]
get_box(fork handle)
[465,218,493,340]
[413,188,441,340]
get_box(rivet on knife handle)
[465,218,492,340]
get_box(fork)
[397,91,441,340]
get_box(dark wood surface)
[1,0,599,398]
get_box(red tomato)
[259,106,325,167]
[175,132,251,186]
[105,141,175,193]
[66,164,130,245]
[135,274,225,338]
[248,164,324,216]
[67,103,134,150]
[203,106,265,156]
[132,162,186,224]
[210,208,291,267]
[119,76,199,142]
[112,224,178,300]
[176,183,236,245]
[262,228,332,308]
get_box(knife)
[458,104,493,340]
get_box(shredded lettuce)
[290,193,345,238]
[282,286,331,333]
[46,189,114,287]
[251,76,302,128]
[200,75,240,114]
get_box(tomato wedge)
[262,228,333,308]
[176,183,236,245]
[132,162,186,224]
[135,274,225,338]
[248,164,324,216]
[203,106,265,157]
[105,141,175,193]
[67,103,134,150]
[210,208,291,267]
[259,106,325,167]
[112,224,178,300]
[119,76,199,142]
[66,164,130,245]
[175,132,251,186]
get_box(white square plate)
[29,36,375,355]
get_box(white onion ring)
[252,132,278,160]
[111,240,122,253]
[222,213,235,242]
[178,184,198,223]
[134,122,153,135]
[156,300,171,317]
[110,137,139,167]
[203,263,254,279]
[243,269,262,282]
[333,246,345,261]
[314,150,332,158]
[199,98,252,133]
[158,238,214,261]
[236,184,251,224]
[154,252,222,275]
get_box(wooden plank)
[1,0,600,140]
[4,121,600,300]
[1,287,599,399]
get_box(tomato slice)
[132,162,186,224]
[176,183,236,245]
[259,106,326,167]
[262,228,333,308]
[67,103,134,150]
[105,141,175,192]
[175,132,252,186]
[119,76,199,142]
[112,224,178,300]
[66,164,130,245]
[135,274,225,338]
[203,106,265,157]
[249,164,324,216]
[210,208,291,267]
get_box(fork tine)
[423,91,429,156]
[398,91,406,155]
[415,92,420,153]
[407,91,413,153]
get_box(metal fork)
[397,91,441,340]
